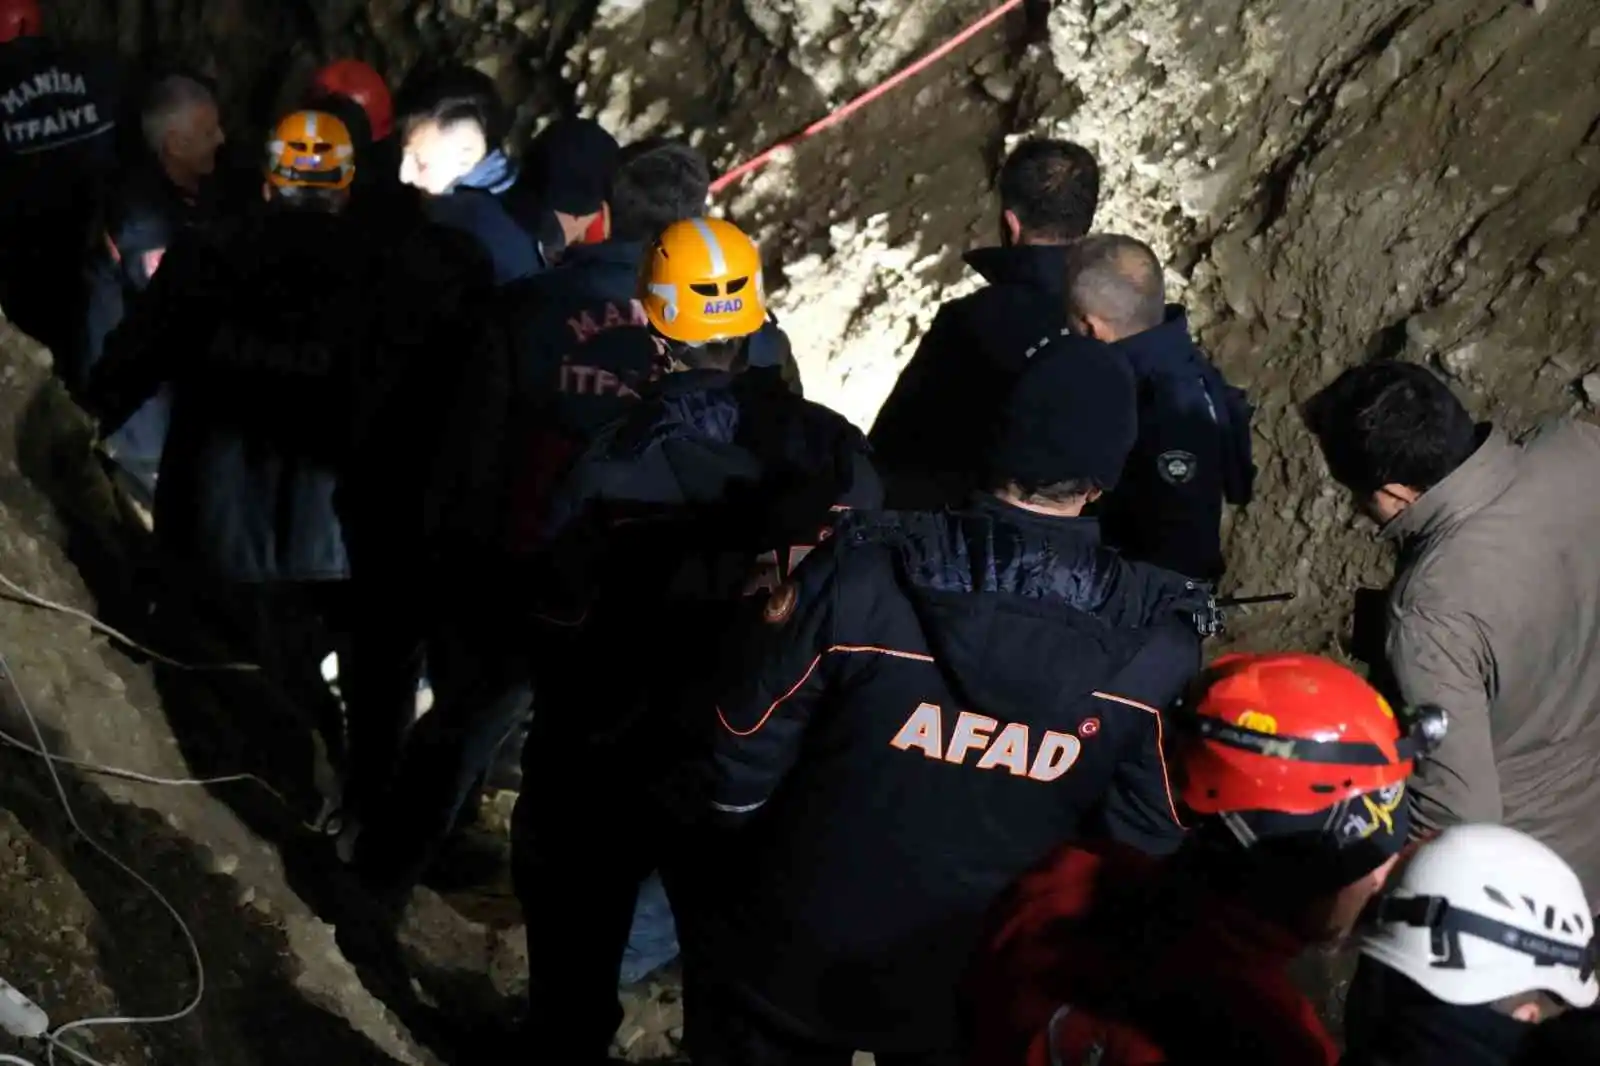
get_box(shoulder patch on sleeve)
[1157,450,1199,485]
[763,582,799,625]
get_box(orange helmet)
[266,110,355,192]
[0,0,41,43]
[310,59,393,141]
[640,217,767,345]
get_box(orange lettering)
[945,711,998,766]
[889,703,1093,781]
[976,722,1030,776]
[890,702,943,759]
[1028,732,1083,782]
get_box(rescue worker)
[82,109,374,803]
[79,72,227,505]
[514,216,880,1066]
[303,58,419,236]
[0,0,120,358]
[693,338,1207,1066]
[1345,823,1599,1066]
[395,62,537,284]
[1059,234,1255,581]
[869,138,1099,508]
[336,121,630,897]
[517,115,620,268]
[962,653,1445,1065]
[1302,361,1600,905]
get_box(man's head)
[0,0,40,43]
[523,117,620,249]
[988,339,1138,515]
[609,138,712,243]
[309,58,393,142]
[996,139,1100,248]
[1171,653,1447,944]
[640,217,766,372]
[142,74,225,193]
[1357,824,1598,1021]
[1302,361,1479,527]
[1063,234,1167,342]
[396,64,504,196]
[263,109,355,212]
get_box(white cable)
[0,725,323,833]
[0,1055,42,1066]
[0,651,206,1066]
[44,1037,107,1066]
[0,573,257,673]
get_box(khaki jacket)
[1384,421,1600,903]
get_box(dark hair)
[265,184,349,214]
[997,139,1100,242]
[395,63,506,146]
[1004,476,1102,504]
[609,138,711,243]
[1302,362,1478,494]
[668,336,748,373]
[1064,234,1166,336]
[302,91,373,152]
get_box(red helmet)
[309,59,392,141]
[0,0,42,43]
[1176,653,1445,818]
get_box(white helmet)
[1357,824,1599,1008]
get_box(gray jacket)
[1383,421,1600,903]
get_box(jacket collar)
[970,492,1103,546]
[558,238,645,271]
[1381,426,1516,547]
[1115,305,1202,378]
[449,149,518,195]
[963,243,1070,295]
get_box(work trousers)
[685,984,963,1066]
[352,597,533,891]
[513,728,666,1064]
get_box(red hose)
[709,0,1028,197]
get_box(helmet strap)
[1373,893,1600,981]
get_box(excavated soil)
[4,0,1600,1062]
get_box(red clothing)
[963,841,1338,1066]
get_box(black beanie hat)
[989,334,1139,492]
[526,117,620,216]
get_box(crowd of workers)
[4,2,1600,1063]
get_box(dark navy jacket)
[869,244,1070,508]
[704,495,1207,1053]
[424,149,540,285]
[0,36,118,206]
[482,240,800,553]
[84,210,383,583]
[1095,306,1255,581]
[78,164,226,493]
[526,369,882,759]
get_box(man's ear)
[1067,313,1097,339]
[1002,209,1023,246]
[1510,999,1543,1024]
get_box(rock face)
[3,0,1600,1061]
